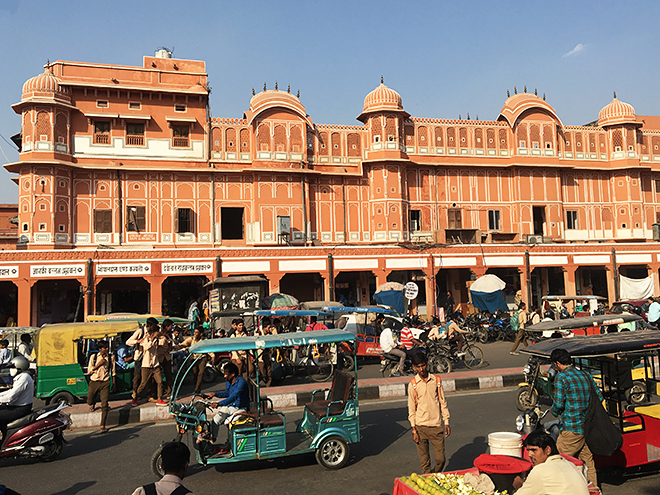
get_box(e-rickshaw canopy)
[321,306,399,315]
[520,330,660,359]
[249,310,332,317]
[189,329,355,354]
[526,314,642,334]
[0,327,40,338]
[86,313,192,324]
[37,321,141,366]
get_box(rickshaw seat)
[259,413,284,428]
[305,369,354,419]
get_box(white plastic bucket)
[488,432,523,457]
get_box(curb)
[67,368,523,430]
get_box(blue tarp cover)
[470,290,509,314]
[374,289,405,315]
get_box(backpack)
[509,311,521,332]
[142,483,191,495]
[410,374,443,406]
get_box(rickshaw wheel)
[315,435,350,470]
[516,385,538,411]
[202,366,218,383]
[431,356,452,374]
[339,354,355,371]
[626,380,647,405]
[151,445,166,478]
[308,354,333,382]
[50,391,75,406]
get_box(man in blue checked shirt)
[550,348,602,487]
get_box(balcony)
[126,135,144,146]
[172,137,189,148]
[94,133,109,144]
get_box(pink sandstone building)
[3,51,660,326]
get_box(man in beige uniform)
[158,319,175,399]
[408,352,451,474]
[130,318,166,406]
[86,340,115,433]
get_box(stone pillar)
[605,268,617,305]
[519,269,529,307]
[16,279,33,327]
[149,275,166,315]
[269,272,284,295]
[563,266,577,296]
[651,264,660,296]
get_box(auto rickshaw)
[36,321,142,404]
[518,330,660,472]
[153,329,360,474]
[321,305,401,358]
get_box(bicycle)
[427,339,484,372]
[275,344,334,382]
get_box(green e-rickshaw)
[152,328,360,474]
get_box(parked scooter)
[0,402,70,462]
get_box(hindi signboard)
[96,263,151,276]
[31,264,85,278]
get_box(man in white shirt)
[647,297,660,329]
[380,326,406,376]
[0,356,34,441]
[513,430,589,495]
[132,441,193,495]
[0,339,11,369]
[17,334,35,363]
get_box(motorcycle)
[0,401,70,462]
[516,356,554,411]
[515,406,560,441]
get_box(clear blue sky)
[1,0,659,202]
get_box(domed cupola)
[20,65,71,104]
[357,78,408,122]
[598,93,638,127]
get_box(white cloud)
[563,43,586,58]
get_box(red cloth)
[473,454,532,474]
[305,322,328,332]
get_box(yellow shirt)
[408,373,450,428]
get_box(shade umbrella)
[470,274,509,313]
[260,293,299,310]
[374,282,405,315]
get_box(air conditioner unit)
[526,234,543,244]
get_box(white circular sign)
[404,282,419,300]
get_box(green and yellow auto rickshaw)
[36,321,141,404]
[152,328,360,474]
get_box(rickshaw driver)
[205,362,250,443]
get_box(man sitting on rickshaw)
[206,362,250,443]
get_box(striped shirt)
[551,365,603,435]
[400,327,415,350]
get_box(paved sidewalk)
[65,367,523,430]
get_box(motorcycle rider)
[0,356,33,442]
[380,325,406,376]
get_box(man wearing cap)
[87,340,115,433]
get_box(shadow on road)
[50,481,97,495]
[446,435,488,471]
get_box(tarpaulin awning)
[470,274,508,313]
[374,282,405,315]
[619,274,654,301]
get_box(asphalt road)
[3,389,658,495]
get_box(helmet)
[621,304,632,313]
[11,356,29,372]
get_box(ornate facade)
[3,53,660,326]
